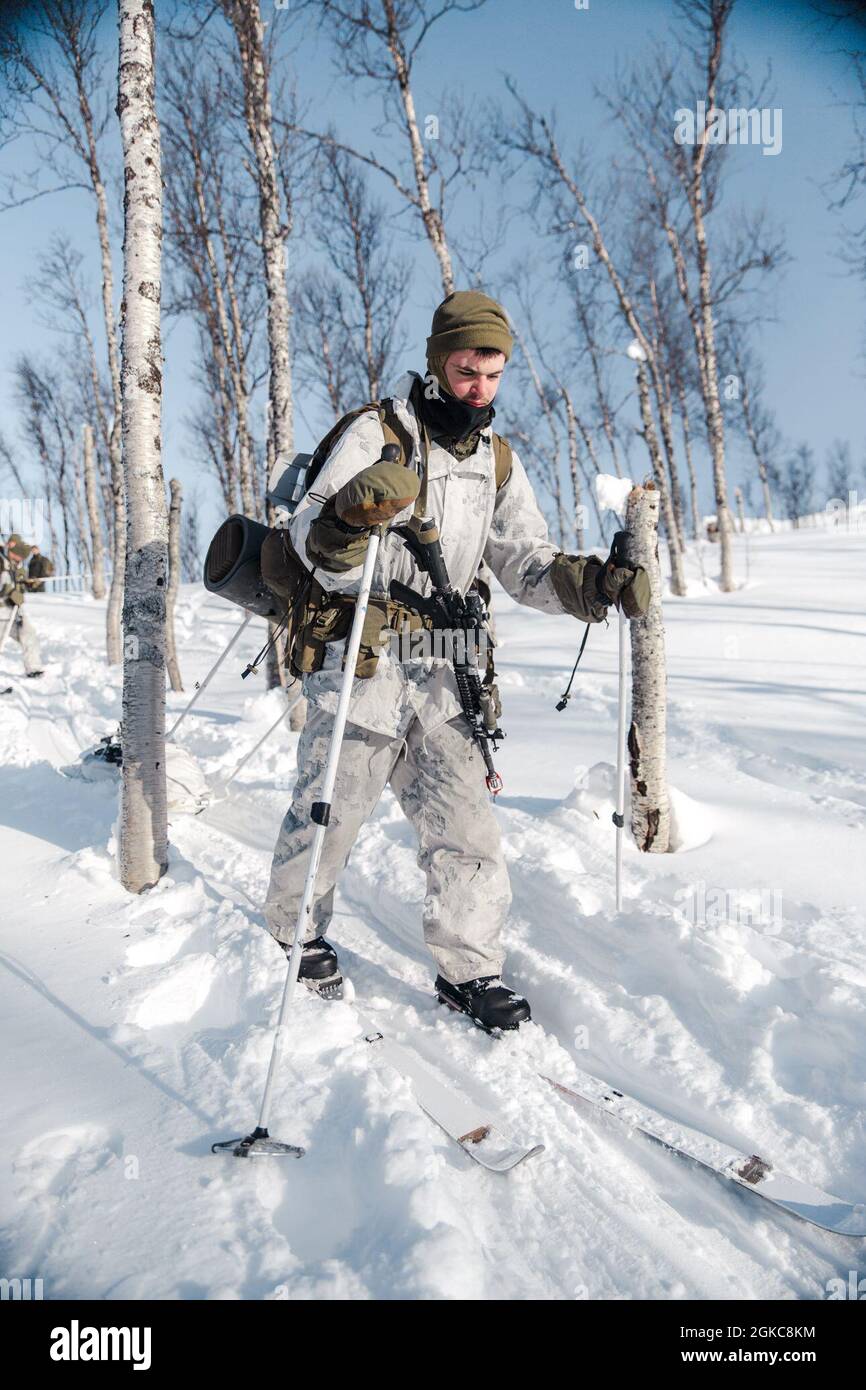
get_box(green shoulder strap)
[307,389,510,510]
[491,432,512,490]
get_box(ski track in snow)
[0,529,864,1299]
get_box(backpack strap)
[307,389,511,510]
[491,432,512,490]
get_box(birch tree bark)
[635,359,687,597]
[0,1,126,656]
[675,373,702,541]
[625,482,670,853]
[727,337,777,532]
[117,0,168,893]
[499,89,687,594]
[83,423,107,598]
[223,1,297,697]
[223,0,294,474]
[734,486,746,534]
[166,478,183,693]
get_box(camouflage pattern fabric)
[264,700,511,984]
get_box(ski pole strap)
[556,623,591,711]
[242,612,289,679]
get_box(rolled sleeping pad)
[203,514,280,619]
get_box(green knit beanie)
[426,290,513,394]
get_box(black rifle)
[390,520,505,794]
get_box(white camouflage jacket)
[289,370,572,738]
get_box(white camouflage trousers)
[1,606,42,674]
[263,705,512,985]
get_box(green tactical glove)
[551,553,651,623]
[306,462,421,574]
[598,561,651,619]
[335,461,420,528]
[550,554,609,624]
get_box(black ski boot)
[435,974,531,1032]
[282,935,343,1000]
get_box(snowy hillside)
[1,525,864,1300]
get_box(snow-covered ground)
[1,525,864,1300]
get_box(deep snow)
[1,523,864,1300]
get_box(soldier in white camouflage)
[264,291,649,1030]
[0,534,45,678]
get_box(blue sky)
[0,0,863,547]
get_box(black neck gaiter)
[413,374,495,446]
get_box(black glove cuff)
[332,514,368,536]
[594,562,612,605]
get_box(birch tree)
[14,354,77,574]
[721,333,779,530]
[83,423,107,598]
[0,0,127,657]
[180,494,202,583]
[221,0,293,478]
[498,84,688,595]
[287,0,490,298]
[294,144,411,412]
[162,48,259,517]
[625,483,670,853]
[117,0,168,893]
[166,478,183,693]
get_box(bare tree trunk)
[625,483,670,853]
[734,485,745,534]
[225,4,299,700]
[694,215,734,590]
[106,452,126,661]
[184,121,255,515]
[225,0,294,473]
[118,0,168,894]
[83,423,107,599]
[675,376,701,542]
[59,16,126,653]
[559,386,610,543]
[528,133,685,591]
[688,10,734,592]
[216,197,257,516]
[734,362,776,532]
[87,97,126,661]
[382,0,454,295]
[166,477,183,692]
[73,458,92,578]
[635,361,687,597]
[647,279,687,553]
[563,401,585,552]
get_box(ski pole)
[0,607,18,659]
[603,529,631,914]
[167,610,252,740]
[213,445,399,1159]
[221,695,301,791]
[614,601,627,912]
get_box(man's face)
[443,349,506,407]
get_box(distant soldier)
[0,534,45,677]
[27,546,54,593]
